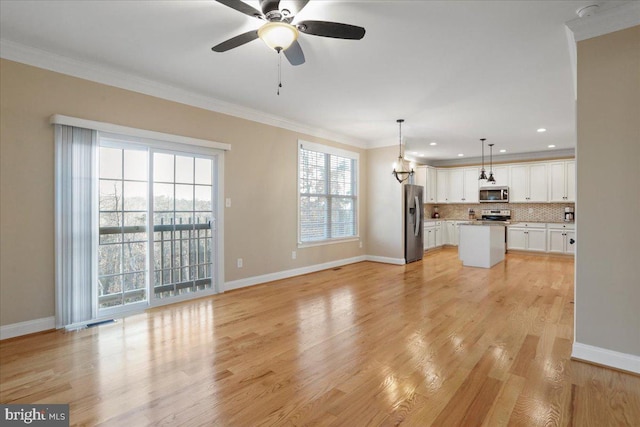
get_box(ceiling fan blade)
[215,0,263,19]
[259,0,280,15]
[212,30,259,52]
[297,20,366,40]
[284,40,305,66]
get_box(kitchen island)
[458,223,506,268]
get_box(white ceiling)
[0,0,633,160]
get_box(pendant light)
[478,138,488,180]
[487,143,496,183]
[392,119,414,183]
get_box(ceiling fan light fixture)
[258,21,299,52]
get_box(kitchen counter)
[508,221,575,226]
[458,223,505,268]
[463,221,508,226]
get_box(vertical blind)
[298,141,358,243]
[55,124,97,327]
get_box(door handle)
[569,238,575,245]
[414,196,421,237]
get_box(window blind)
[298,141,358,244]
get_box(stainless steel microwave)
[479,186,509,203]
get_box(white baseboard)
[0,316,56,340]
[224,255,368,291]
[365,255,406,265]
[572,342,640,374]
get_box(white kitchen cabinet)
[435,222,443,247]
[436,169,449,203]
[447,167,479,203]
[527,228,547,251]
[413,166,427,188]
[447,168,464,202]
[424,221,442,250]
[425,166,437,203]
[547,223,576,254]
[442,220,469,246]
[463,167,480,203]
[426,159,575,204]
[445,221,455,245]
[480,165,509,187]
[507,223,547,252]
[507,228,527,250]
[548,160,576,202]
[509,163,548,202]
[424,226,435,249]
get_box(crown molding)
[565,2,640,42]
[419,148,575,167]
[0,39,368,149]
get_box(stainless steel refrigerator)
[404,184,424,263]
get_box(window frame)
[297,140,359,248]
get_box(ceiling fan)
[212,0,366,66]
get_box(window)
[298,141,358,245]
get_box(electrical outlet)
[359,241,363,249]
[237,258,243,268]
[225,198,231,208]
[291,251,297,260]
[528,208,533,214]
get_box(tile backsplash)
[425,203,575,223]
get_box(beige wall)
[0,59,367,326]
[366,146,403,261]
[575,26,640,356]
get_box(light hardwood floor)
[1,248,639,426]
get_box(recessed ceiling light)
[410,151,418,155]
[537,128,547,133]
[419,153,425,157]
[429,142,437,146]
[458,153,464,157]
[499,149,506,153]
[548,144,556,148]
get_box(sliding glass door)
[152,152,216,300]
[97,139,219,317]
[98,145,149,312]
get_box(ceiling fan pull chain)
[277,49,283,95]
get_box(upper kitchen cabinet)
[480,165,509,187]
[414,166,437,203]
[509,163,548,202]
[413,166,427,188]
[436,169,449,203]
[548,160,576,202]
[447,168,464,202]
[463,167,480,203]
[447,167,479,203]
[425,166,437,203]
